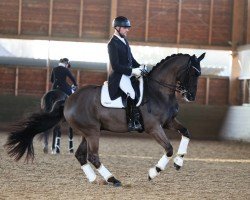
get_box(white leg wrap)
[81,163,97,183]
[148,167,159,179]
[174,156,184,167]
[156,154,170,171]
[97,164,113,181]
[177,136,190,155]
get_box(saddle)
[101,76,144,108]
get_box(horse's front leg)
[146,125,173,180]
[168,118,190,170]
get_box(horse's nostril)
[187,93,195,101]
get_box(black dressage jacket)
[50,66,77,96]
[107,35,140,100]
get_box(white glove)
[140,64,148,71]
[139,65,144,70]
[132,68,142,77]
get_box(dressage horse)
[5,53,205,187]
[40,90,74,154]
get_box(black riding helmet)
[112,16,131,28]
[59,58,71,68]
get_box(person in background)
[51,58,77,95]
[107,16,144,132]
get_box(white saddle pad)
[101,77,144,108]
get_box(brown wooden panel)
[0,0,19,34]
[0,66,232,105]
[196,77,207,104]
[0,67,15,94]
[209,78,229,105]
[147,0,178,43]
[52,0,80,38]
[0,0,238,48]
[81,0,110,39]
[18,68,46,96]
[180,0,210,45]
[21,0,50,36]
[79,70,106,85]
[117,0,146,41]
[211,0,233,45]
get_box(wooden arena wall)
[0,0,248,48]
[0,65,230,105]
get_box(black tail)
[4,99,65,162]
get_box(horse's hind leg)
[43,130,49,154]
[68,127,74,154]
[87,134,121,187]
[75,137,97,183]
[52,125,61,154]
[171,118,190,170]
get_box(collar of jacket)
[114,34,127,45]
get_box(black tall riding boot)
[125,97,143,132]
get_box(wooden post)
[145,0,150,42]
[18,0,22,35]
[248,79,250,103]
[77,70,80,85]
[109,0,117,37]
[229,0,245,105]
[46,67,50,93]
[247,0,250,43]
[205,77,210,105]
[176,0,182,44]
[79,0,84,38]
[15,67,19,96]
[208,0,214,45]
[48,0,53,36]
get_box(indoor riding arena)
[0,1,249,199]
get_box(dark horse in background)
[40,90,74,154]
[5,53,205,187]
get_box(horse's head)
[177,53,205,102]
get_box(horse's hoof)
[51,149,60,155]
[69,149,74,154]
[148,175,152,181]
[107,177,122,187]
[174,163,181,170]
[113,180,122,187]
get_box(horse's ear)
[198,53,206,61]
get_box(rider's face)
[119,27,130,37]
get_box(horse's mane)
[149,53,190,75]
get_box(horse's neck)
[148,57,187,105]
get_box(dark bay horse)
[40,89,74,154]
[5,53,205,187]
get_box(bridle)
[143,57,201,95]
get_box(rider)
[51,58,78,96]
[107,16,143,132]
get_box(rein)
[142,57,194,113]
[145,57,193,94]
[148,77,179,92]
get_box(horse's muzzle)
[183,92,195,102]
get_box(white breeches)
[119,75,135,99]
